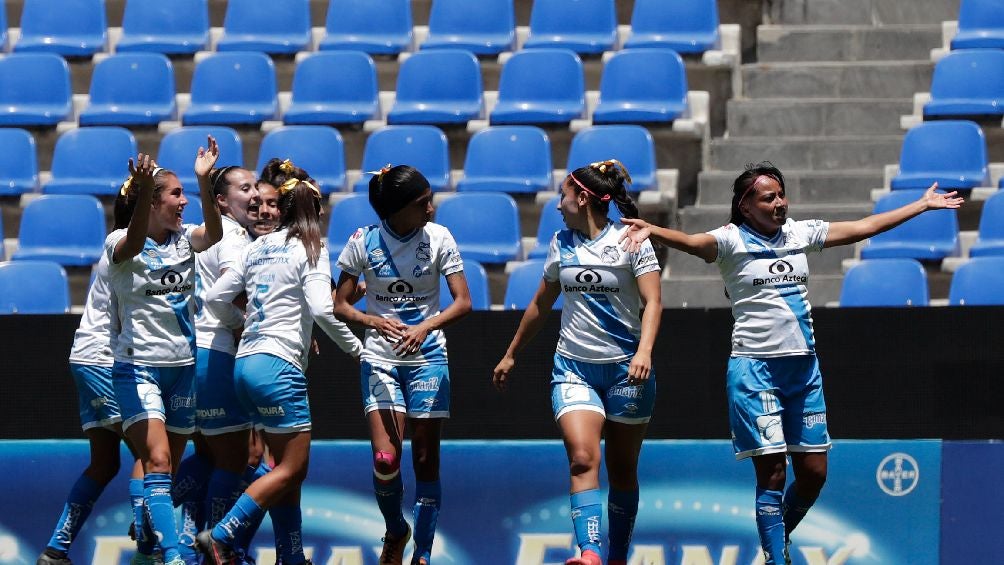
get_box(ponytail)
[567,159,638,219]
[277,179,323,267]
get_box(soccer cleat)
[565,549,603,565]
[379,523,411,564]
[36,549,73,565]
[195,530,240,565]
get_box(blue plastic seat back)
[0,53,71,126]
[627,0,719,52]
[355,126,451,191]
[861,189,959,260]
[0,3,8,50]
[118,0,209,54]
[388,49,483,124]
[13,194,105,265]
[492,49,585,124]
[288,51,378,117]
[948,257,1004,305]
[567,125,657,190]
[0,260,70,314]
[327,194,380,260]
[16,0,106,55]
[890,121,988,190]
[182,197,203,225]
[256,126,346,193]
[82,53,176,125]
[594,48,688,123]
[952,0,1004,49]
[321,0,413,54]
[0,128,39,195]
[839,259,929,307]
[424,0,515,55]
[970,190,1004,257]
[185,52,277,123]
[157,126,244,192]
[458,126,552,193]
[924,50,1004,118]
[45,127,138,196]
[435,193,521,264]
[525,0,616,54]
[504,259,563,310]
[218,0,311,53]
[440,259,490,311]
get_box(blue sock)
[173,453,213,506]
[205,469,242,526]
[177,501,203,562]
[607,488,639,562]
[270,504,305,565]
[238,461,270,494]
[570,489,602,556]
[373,473,408,537]
[412,480,442,562]
[233,463,271,553]
[212,493,264,548]
[129,478,156,556]
[46,475,104,553]
[145,473,181,561]
[783,486,816,539]
[756,487,786,565]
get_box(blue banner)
[0,440,940,564]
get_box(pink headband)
[739,174,773,205]
[569,172,612,202]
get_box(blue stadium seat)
[319,0,413,55]
[157,126,243,193]
[327,194,380,262]
[116,0,209,54]
[182,197,203,225]
[422,0,514,55]
[567,125,657,190]
[0,260,70,314]
[0,129,39,196]
[216,0,311,54]
[0,3,8,52]
[387,49,483,125]
[284,51,379,125]
[951,0,1004,50]
[490,49,585,125]
[183,52,277,126]
[839,259,929,307]
[528,195,623,259]
[13,195,104,266]
[593,48,688,124]
[0,53,71,126]
[924,50,1004,119]
[524,0,616,54]
[969,190,1004,257]
[860,189,959,260]
[435,193,520,263]
[79,53,177,126]
[441,259,490,311]
[44,127,137,196]
[15,0,106,56]
[354,126,451,192]
[949,257,1004,305]
[625,0,720,53]
[256,126,346,194]
[890,121,988,190]
[503,259,563,310]
[457,126,552,193]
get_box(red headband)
[739,174,773,205]
[569,172,612,202]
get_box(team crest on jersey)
[601,245,620,264]
[176,237,191,256]
[416,242,431,262]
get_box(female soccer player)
[493,160,662,565]
[107,141,224,565]
[334,165,472,565]
[198,178,364,565]
[617,162,963,565]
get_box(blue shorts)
[234,353,311,434]
[550,353,655,424]
[196,347,252,435]
[72,363,121,431]
[727,355,831,460]
[361,361,450,418]
[112,362,196,434]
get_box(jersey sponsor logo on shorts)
[169,394,195,410]
[609,385,643,399]
[623,402,639,413]
[803,412,826,428]
[257,405,286,416]
[409,377,440,392]
[756,414,783,443]
[196,408,227,418]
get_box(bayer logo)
[876,452,920,496]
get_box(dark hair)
[113,168,177,229]
[207,165,254,198]
[368,164,430,220]
[567,160,638,219]
[729,161,785,226]
[259,158,310,188]
[278,180,323,267]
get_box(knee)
[87,459,121,485]
[567,448,600,477]
[373,450,401,479]
[799,465,827,494]
[146,448,172,474]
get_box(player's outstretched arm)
[619,218,718,263]
[492,279,561,392]
[824,182,964,248]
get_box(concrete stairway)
[662,0,960,308]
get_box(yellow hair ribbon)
[365,163,394,180]
[119,176,133,196]
[590,159,632,185]
[279,159,295,174]
[279,178,322,199]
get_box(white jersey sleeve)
[195,216,250,354]
[543,234,560,282]
[69,252,114,366]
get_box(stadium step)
[707,135,904,171]
[660,274,846,309]
[763,0,962,26]
[757,25,943,62]
[726,98,912,137]
[696,169,884,205]
[742,61,933,99]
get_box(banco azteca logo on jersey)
[753,259,807,286]
[564,268,620,293]
[388,279,414,293]
[145,268,193,296]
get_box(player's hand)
[127,153,156,192]
[394,323,430,357]
[310,338,320,355]
[619,217,652,253]
[493,355,515,392]
[371,316,407,343]
[194,135,220,178]
[921,182,964,210]
[627,351,651,385]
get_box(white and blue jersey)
[336,221,464,367]
[544,224,660,363]
[195,215,251,354]
[708,219,830,358]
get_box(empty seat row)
[0,0,721,57]
[839,257,1004,307]
[923,49,1004,120]
[891,120,991,191]
[950,0,1004,50]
